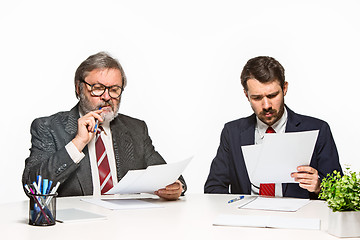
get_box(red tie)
[265,126,276,133]
[95,126,113,194]
[260,183,275,197]
[260,126,276,197]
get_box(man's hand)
[72,110,103,152]
[154,180,183,200]
[291,166,320,194]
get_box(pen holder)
[28,193,57,226]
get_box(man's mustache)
[260,109,276,116]
[96,102,114,110]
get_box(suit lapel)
[236,115,256,193]
[64,105,80,135]
[110,115,135,182]
[285,106,301,132]
[240,115,256,146]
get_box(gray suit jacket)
[22,104,186,197]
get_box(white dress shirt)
[65,115,118,196]
[251,108,288,197]
[255,108,288,145]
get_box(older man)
[23,52,185,200]
[204,56,342,199]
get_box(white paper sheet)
[242,130,319,183]
[81,198,163,210]
[213,214,320,230]
[56,208,107,223]
[105,157,192,194]
[241,144,262,181]
[239,197,311,212]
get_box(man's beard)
[78,92,120,124]
[258,101,285,126]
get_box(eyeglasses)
[80,79,124,99]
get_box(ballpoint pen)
[45,182,60,206]
[228,196,244,203]
[94,107,102,133]
[32,181,41,195]
[37,175,42,194]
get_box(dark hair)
[74,51,127,98]
[240,56,285,91]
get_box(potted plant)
[319,168,360,238]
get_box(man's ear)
[75,83,81,99]
[244,89,250,101]
[283,81,288,96]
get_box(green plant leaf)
[319,169,360,212]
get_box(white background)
[1,0,359,204]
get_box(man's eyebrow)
[267,90,280,96]
[249,94,263,99]
[249,90,280,99]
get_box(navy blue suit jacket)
[204,106,342,199]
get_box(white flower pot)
[328,208,360,238]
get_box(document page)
[242,130,319,183]
[81,198,163,210]
[213,214,320,230]
[239,197,311,212]
[105,157,192,194]
[56,208,107,223]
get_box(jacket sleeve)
[204,125,231,194]
[312,121,343,179]
[22,118,80,190]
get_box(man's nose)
[262,97,272,110]
[101,89,111,101]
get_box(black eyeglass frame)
[80,79,124,99]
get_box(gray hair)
[74,51,127,98]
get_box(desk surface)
[1,194,352,240]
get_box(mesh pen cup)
[28,193,57,226]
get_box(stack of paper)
[105,157,191,194]
[213,214,320,230]
[242,130,319,183]
[239,197,311,212]
[56,208,107,223]
[81,198,162,210]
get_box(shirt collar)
[256,107,288,135]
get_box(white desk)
[1,194,352,240]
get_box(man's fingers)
[165,182,181,190]
[155,181,182,200]
[294,178,315,184]
[297,166,317,174]
[293,172,315,179]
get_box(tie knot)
[266,126,276,133]
[96,126,104,135]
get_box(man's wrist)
[66,141,85,164]
[71,137,87,153]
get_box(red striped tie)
[260,183,275,197]
[260,126,276,197]
[265,126,276,133]
[95,126,113,194]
